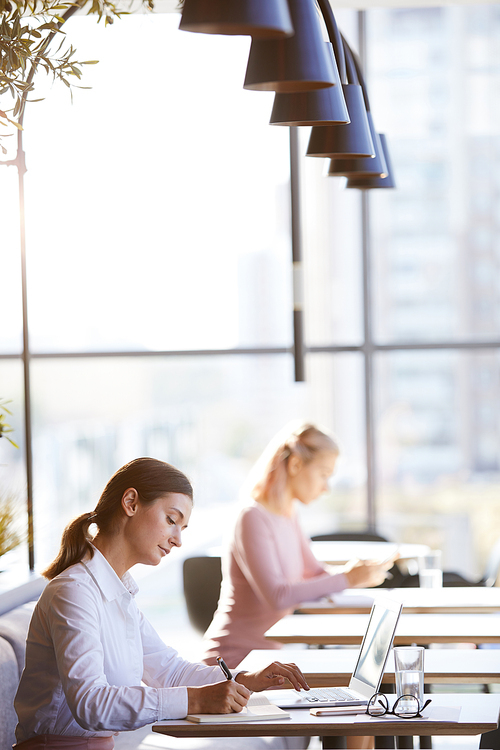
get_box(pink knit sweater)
[201,502,349,669]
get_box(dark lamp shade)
[244,0,336,92]
[271,86,350,126]
[345,134,396,189]
[270,43,349,126]
[328,113,388,176]
[179,0,294,38]
[306,84,375,158]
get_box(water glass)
[393,646,425,715]
[419,549,443,588]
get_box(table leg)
[395,738,413,748]
[374,737,396,748]
[321,737,346,748]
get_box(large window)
[1,6,500,596]
[369,5,500,346]
[22,14,292,353]
[367,5,500,578]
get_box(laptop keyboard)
[297,687,358,703]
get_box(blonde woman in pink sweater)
[202,422,392,669]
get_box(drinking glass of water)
[393,646,425,715]
[419,549,443,588]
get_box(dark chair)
[443,537,500,587]
[396,537,500,588]
[182,556,222,635]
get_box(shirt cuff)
[158,686,188,720]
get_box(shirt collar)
[83,544,139,601]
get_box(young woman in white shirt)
[14,457,308,750]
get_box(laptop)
[267,596,403,709]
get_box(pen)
[216,656,234,681]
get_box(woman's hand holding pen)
[235,661,310,693]
[343,554,399,588]
[186,680,251,714]
[187,657,251,714]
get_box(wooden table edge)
[299,606,500,615]
[266,636,500,645]
[305,674,500,687]
[152,717,499,738]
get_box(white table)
[310,541,430,565]
[265,612,500,646]
[298,587,500,615]
[152,693,500,748]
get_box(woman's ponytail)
[42,512,98,580]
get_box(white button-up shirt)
[15,547,223,741]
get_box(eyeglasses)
[366,693,432,719]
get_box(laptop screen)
[350,597,403,693]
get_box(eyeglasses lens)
[367,693,388,716]
[394,695,420,718]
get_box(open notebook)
[267,596,403,709]
[184,694,290,723]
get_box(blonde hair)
[249,421,339,512]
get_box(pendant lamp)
[327,114,388,176]
[345,134,396,189]
[270,42,350,126]
[328,41,391,179]
[306,84,374,158]
[243,0,336,93]
[306,36,374,158]
[179,0,294,38]
[269,2,350,125]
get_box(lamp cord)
[315,0,346,84]
[342,35,371,112]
